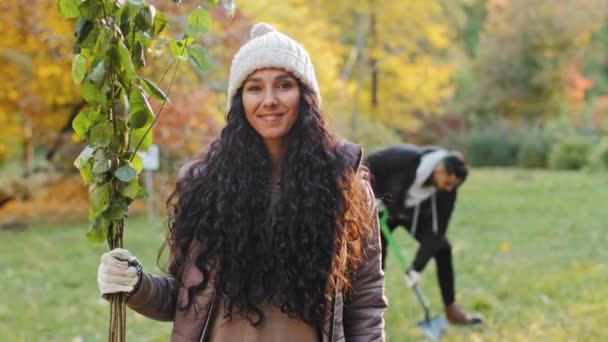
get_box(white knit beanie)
[227,23,321,110]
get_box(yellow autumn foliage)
[238,0,456,134]
[0,0,458,163]
[0,0,80,158]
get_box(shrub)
[586,137,608,171]
[460,125,521,167]
[517,128,555,168]
[548,136,593,170]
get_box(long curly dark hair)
[164,82,373,328]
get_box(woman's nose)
[262,89,278,107]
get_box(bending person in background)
[365,144,482,325]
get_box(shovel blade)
[417,316,448,340]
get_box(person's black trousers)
[380,207,456,307]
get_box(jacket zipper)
[199,289,217,342]
[328,297,336,342]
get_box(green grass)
[0,216,172,342]
[1,169,607,341]
[384,168,608,341]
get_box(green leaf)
[169,39,189,61]
[135,5,154,31]
[152,11,168,36]
[187,45,213,72]
[208,0,219,6]
[120,91,130,114]
[57,0,80,19]
[121,178,148,199]
[86,215,109,243]
[82,78,100,105]
[93,27,113,58]
[115,165,137,182]
[111,39,135,87]
[133,33,152,69]
[104,199,129,220]
[92,148,111,173]
[121,178,139,198]
[87,61,106,87]
[93,172,107,184]
[72,108,96,139]
[108,121,127,154]
[74,146,95,170]
[121,152,144,173]
[72,55,87,84]
[185,7,211,39]
[79,0,102,20]
[132,40,146,69]
[75,20,97,54]
[89,182,110,215]
[130,127,153,151]
[89,122,113,147]
[136,186,149,198]
[115,71,132,97]
[132,153,143,174]
[98,80,111,112]
[129,87,154,129]
[120,3,141,27]
[136,32,152,51]
[101,0,114,15]
[139,77,168,101]
[79,162,94,185]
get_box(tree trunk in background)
[17,3,35,179]
[352,10,367,139]
[337,46,357,134]
[22,114,33,178]
[370,0,378,113]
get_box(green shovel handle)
[380,211,435,321]
[379,210,410,273]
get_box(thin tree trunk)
[352,10,368,139]
[22,114,33,178]
[108,219,126,342]
[370,0,378,113]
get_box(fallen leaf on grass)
[499,242,512,252]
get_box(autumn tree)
[237,1,456,144]
[0,0,80,175]
[469,0,608,124]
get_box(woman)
[97,23,386,341]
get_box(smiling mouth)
[258,113,284,122]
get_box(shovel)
[379,211,448,340]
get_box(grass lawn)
[1,168,607,341]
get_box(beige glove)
[97,248,142,296]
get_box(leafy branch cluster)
[57,0,214,245]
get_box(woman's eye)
[247,85,262,92]
[278,82,293,89]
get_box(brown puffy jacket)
[126,142,387,341]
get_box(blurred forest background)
[1,1,608,340]
[1,0,608,210]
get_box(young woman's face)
[241,68,301,145]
